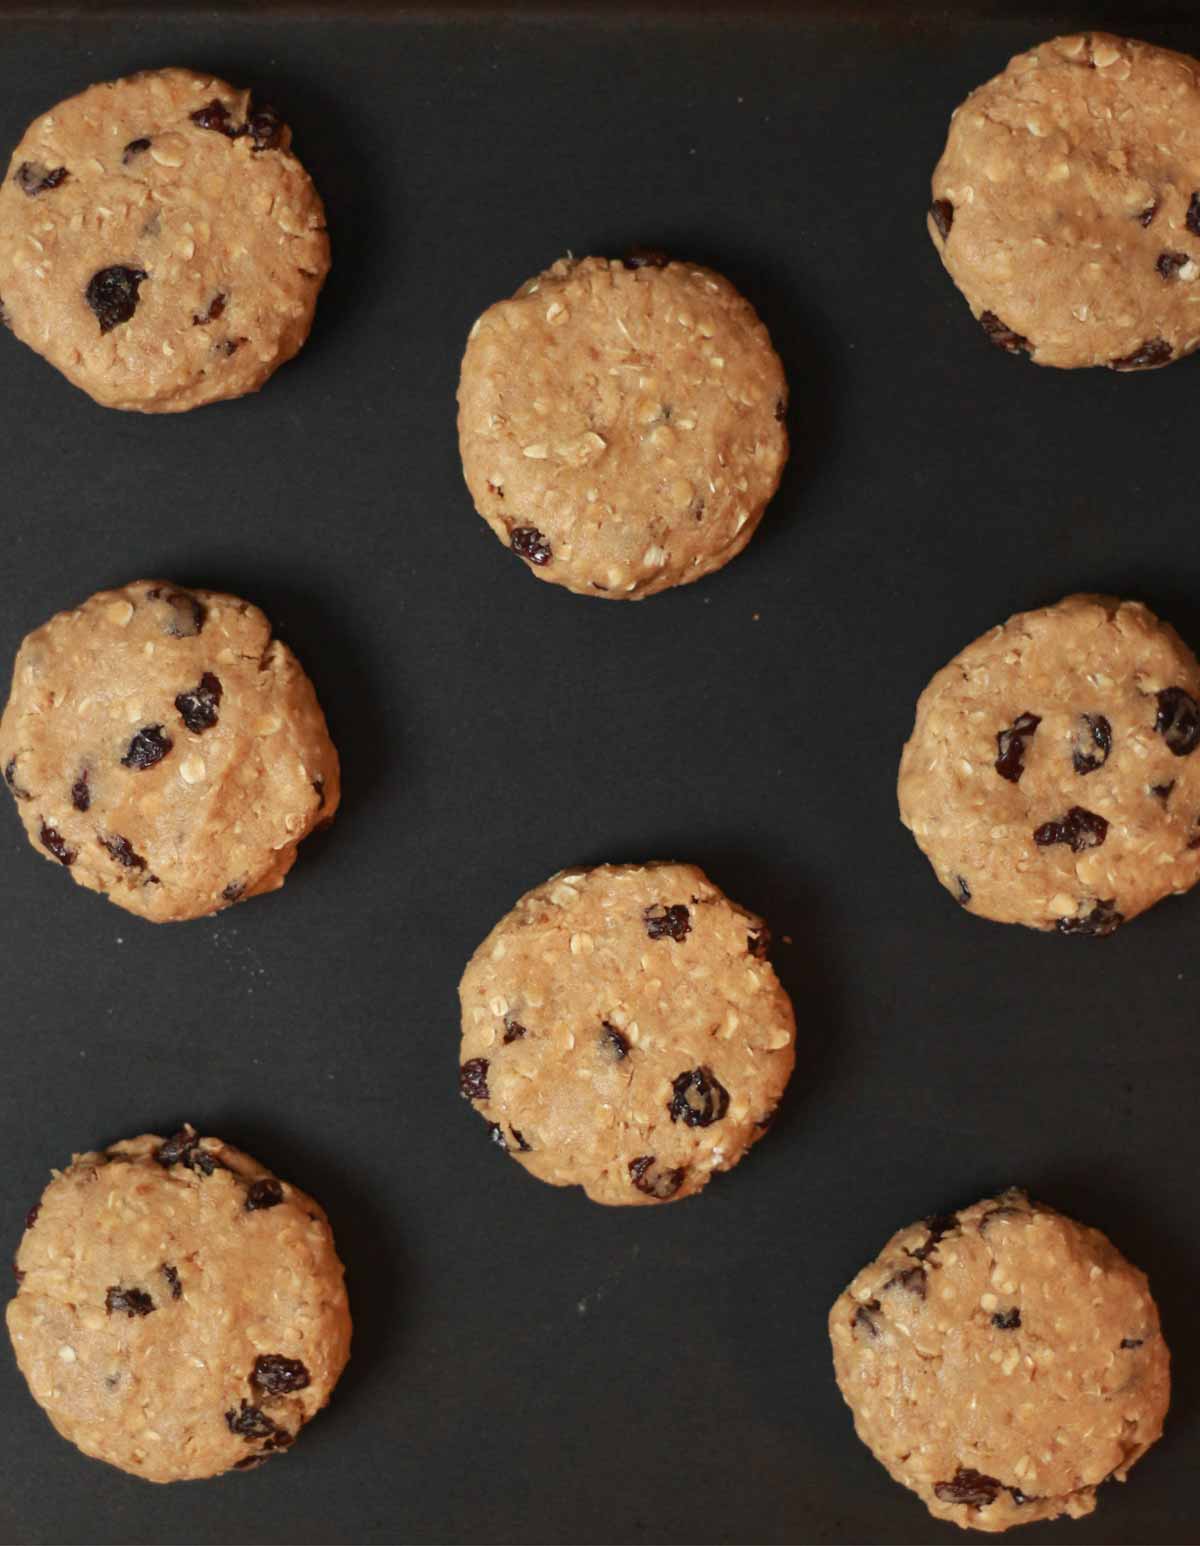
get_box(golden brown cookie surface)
[8,1126,352,1483]
[0,68,329,410]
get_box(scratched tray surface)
[0,6,1196,1544]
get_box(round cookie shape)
[457,862,795,1205]
[929,33,1200,371]
[8,1125,352,1483]
[0,580,339,922]
[829,1190,1170,1532]
[898,594,1200,934]
[456,254,788,598]
[0,68,329,411]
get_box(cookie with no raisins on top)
[457,862,796,1204]
[829,1189,1170,1532]
[456,254,788,597]
[0,580,339,921]
[898,594,1200,933]
[929,33,1200,370]
[0,68,328,410]
[8,1125,352,1482]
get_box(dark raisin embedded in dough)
[156,1124,215,1171]
[175,672,223,733]
[39,822,75,866]
[909,1212,959,1261]
[929,199,953,239]
[1156,250,1190,280]
[1072,713,1111,774]
[85,266,148,334]
[883,1265,927,1299]
[934,1468,1003,1508]
[510,1127,532,1152]
[122,138,151,164]
[4,758,31,801]
[852,1300,881,1338]
[246,106,286,151]
[234,1454,269,1470]
[1111,337,1173,370]
[995,713,1040,782]
[121,725,172,770]
[1057,899,1123,936]
[628,1155,686,1200]
[222,880,246,903]
[1188,192,1200,237]
[71,772,89,810]
[623,247,669,269]
[956,875,971,905]
[99,834,147,870]
[191,99,241,136]
[992,1307,1021,1330]
[774,399,785,423]
[459,1058,490,1101]
[251,1354,310,1395]
[193,293,226,325]
[979,310,1030,354]
[502,1017,526,1044]
[644,903,690,942]
[1155,687,1200,756]
[1033,806,1108,853]
[1138,202,1158,228]
[161,1263,182,1300]
[668,1066,730,1127]
[225,1401,279,1440]
[105,1285,155,1318]
[25,1204,40,1230]
[246,1178,284,1211]
[1120,1337,1145,1349]
[510,526,552,565]
[747,925,771,958]
[600,1021,629,1060]
[146,586,206,637]
[15,161,68,196]
[1151,780,1175,802]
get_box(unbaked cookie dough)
[0,68,329,410]
[829,1190,1170,1532]
[898,594,1200,934]
[0,580,339,922]
[456,254,788,597]
[8,1125,351,1483]
[458,861,796,1204]
[929,33,1200,370]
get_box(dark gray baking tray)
[0,4,1197,1543]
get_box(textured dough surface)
[8,1127,351,1483]
[457,255,788,597]
[898,594,1200,933]
[0,580,339,922]
[930,32,1200,370]
[458,862,796,1205]
[830,1191,1170,1533]
[0,68,329,410]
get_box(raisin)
[1072,713,1111,774]
[623,247,669,269]
[175,672,223,733]
[193,293,226,325]
[191,100,240,136]
[1120,1337,1144,1349]
[1151,780,1175,802]
[956,875,971,905]
[992,1307,1021,1330]
[161,1263,182,1300]
[246,1179,284,1211]
[978,1196,1028,1233]
[146,586,206,637]
[220,337,246,357]
[15,161,67,196]
[251,1354,310,1395]
[600,1021,629,1060]
[121,725,172,770]
[1057,899,1124,936]
[71,772,90,811]
[1033,806,1108,852]
[1188,192,1200,237]
[105,1285,155,1318]
[502,1017,526,1044]
[852,1300,881,1338]
[979,311,1029,354]
[747,925,771,958]
[122,138,151,163]
[929,199,953,239]
[510,1127,532,1152]
[909,1212,959,1261]
[459,1058,490,1101]
[995,712,1040,781]
[1155,687,1200,756]
[644,903,691,942]
[246,106,286,151]
[510,526,552,565]
[156,1124,219,1173]
[1156,250,1190,280]
[225,1401,279,1440]
[668,1066,730,1127]
[234,1454,269,1470]
[1138,202,1158,228]
[934,1468,1003,1508]
[883,1266,927,1299]
[773,399,785,423]
[1111,337,1172,370]
[85,266,148,333]
[99,834,146,870]
[25,1204,40,1230]
[628,1155,685,1199]
[4,758,31,801]
[39,822,75,866]
[222,880,246,903]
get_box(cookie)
[8,1125,351,1483]
[0,580,339,922]
[898,594,1200,934]
[0,68,329,411]
[829,1189,1170,1532]
[456,254,788,598]
[929,33,1200,371]
[457,862,795,1205]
